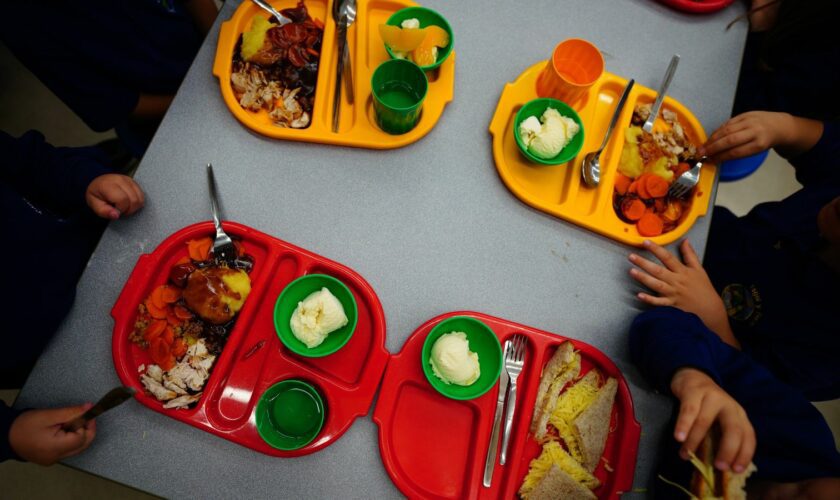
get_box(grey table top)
[18,0,747,497]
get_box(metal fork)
[206,164,237,263]
[668,156,706,198]
[500,334,527,465]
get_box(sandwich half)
[572,377,617,471]
[530,342,580,439]
[526,464,597,500]
[688,430,757,500]
[519,440,600,498]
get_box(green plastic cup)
[256,379,325,451]
[371,59,428,135]
[421,316,503,400]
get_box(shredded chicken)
[140,339,216,409]
[231,63,310,128]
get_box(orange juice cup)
[536,39,604,106]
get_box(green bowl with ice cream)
[514,98,585,165]
[421,316,503,400]
[274,274,358,358]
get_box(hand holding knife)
[61,386,136,432]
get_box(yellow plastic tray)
[213,0,455,149]
[489,62,716,247]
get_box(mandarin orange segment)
[379,24,426,52]
[411,45,437,66]
[422,25,449,48]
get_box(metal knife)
[61,386,136,432]
[643,54,680,134]
[482,365,510,487]
[331,14,348,132]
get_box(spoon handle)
[597,78,635,153]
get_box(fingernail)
[675,431,686,441]
[629,268,637,276]
[733,464,744,473]
[628,254,638,261]
[715,460,729,471]
[642,240,652,247]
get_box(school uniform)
[0,1,204,155]
[704,121,840,401]
[630,307,840,498]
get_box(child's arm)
[5,404,97,465]
[629,308,755,473]
[628,239,739,348]
[700,111,823,163]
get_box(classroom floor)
[1,39,837,498]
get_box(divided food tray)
[373,311,640,499]
[489,62,716,247]
[213,0,455,149]
[111,222,389,457]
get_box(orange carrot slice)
[162,326,175,346]
[159,355,176,372]
[636,174,652,199]
[151,286,167,310]
[176,256,191,265]
[197,239,212,261]
[622,198,646,221]
[174,305,193,320]
[628,180,639,195]
[646,174,670,198]
[172,338,187,358]
[149,338,171,366]
[161,286,181,304]
[143,320,167,342]
[614,174,632,196]
[145,299,168,320]
[637,212,665,236]
[166,309,182,326]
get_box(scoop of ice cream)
[518,107,580,160]
[290,287,349,348]
[400,18,421,29]
[430,332,481,386]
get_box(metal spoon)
[642,54,680,134]
[250,0,292,25]
[333,0,356,104]
[581,79,635,188]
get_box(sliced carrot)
[622,198,646,221]
[149,338,171,366]
[159,355,176,372]
[312,17,324,30]
[628,180,639,195]
[187,240,202,261]
[162,326,175,345]
[636,174,652,199]
[166,309,183,326]
[637,212,665,236]
[663,200,684,222]
[161,286,181,304]
[151,286,167,310]
[176,256,191,265]
[197,239,212,261]
[646,174,670,198]
[172,338,187,358]
[143,320,167,342]
[614,174,632,196]
[145,299,168,320]
[174,305,193,320]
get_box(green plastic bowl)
[513,98,585,165]
[384,7,454,71]
[421,316,502,400]
[256,379,325,451]
[274,274,358,357]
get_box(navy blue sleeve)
[0,403,23,462]
[629,307,725,393]
[0,131,110,211]
[788,121,840,186]
[630,307,840,481]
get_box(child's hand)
[9,405,97,465]
[670,368,755,473]
[699,111,792,163]
[85,174,145,220]
[628,239,738,347]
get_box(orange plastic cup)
[536,39,604,105]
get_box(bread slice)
[519,441,600,498]
[530,342,579,438]
[572,377,617,471]
[527,464,597,500]
[689,430,756,500]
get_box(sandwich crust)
[530,342,579,438]
[572,377,618,471]
[527,464,597,500]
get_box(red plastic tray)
[112,221,389,457]
[656,0,735,14]
[373,311,640,499]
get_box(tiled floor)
[1,37,837,498]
